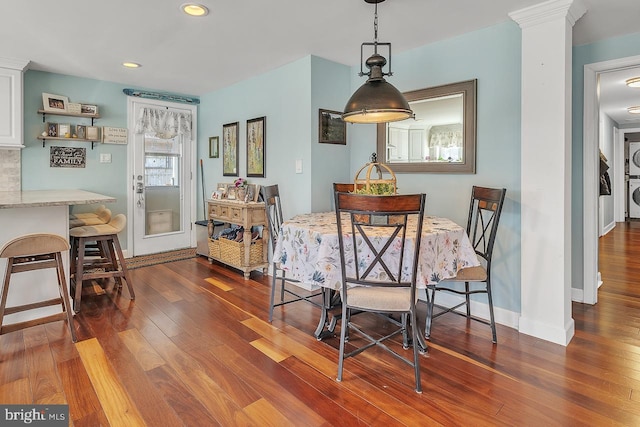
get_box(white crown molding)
[509,0,586,29]
[0,57,30,71]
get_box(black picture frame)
[222,122,239,176]
[319,109,346,145]
[209,136,219,158]
[246,116,266,178]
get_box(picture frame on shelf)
[225,184,237,199]
[246,116,266,178]
[42,93,68,113]
[86,126,100,141]
[318,109,346,144]
[58,124,71,138]
[75,125,86,139]
[222,122,239,177]
[80,104,98,115]
[67,103,82,114]
[209,136,219,158]
[47,122,58,137]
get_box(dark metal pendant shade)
[342,74,412,123]
[342,0,412,124]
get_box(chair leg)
[465,282,471,318]
[268,265,278,322]
[425,287,435,339]
[73,238,86,312]
[486,279,497,343]
[410,306,422,393]
[54,252,76,342]
[336,304,349,382]
[0,260,13,332]
[111,236,134,300]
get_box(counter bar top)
[0,190,116,209]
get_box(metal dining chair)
[425,186,506,343]
[334,192,426,393]
[260,185,323,322]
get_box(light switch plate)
[295,159,302,174]
[100,153,112,163]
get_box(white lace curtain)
[135,107,192,139]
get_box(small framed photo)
[86,126,100,141]
[46,122,58,137]
[209,136,219,158]
[58,124,71,138]
[80,104,98,115]
[319,109,346,144]
[226,184,237,200]
[42,93,68,113]
[75,125,86,139]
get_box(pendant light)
[342,0,412,124]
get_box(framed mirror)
[376,79,477,173]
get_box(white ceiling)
[1,0,639,122]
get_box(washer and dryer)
[630,142,640,176]
[630,179,640,218]
[630,143,640,218]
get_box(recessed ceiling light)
[628,106,640,114]
[181,3,209,16]
[626,77,640,88]
[122,62,141,68]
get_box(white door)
[127,98,197,256]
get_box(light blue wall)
[22,70,131,247]
[572,31,640,289]
[197,57,313,221]
[347,21,523,313]
[310,56,352,212]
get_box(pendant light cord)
[373,3,379,53]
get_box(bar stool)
[69,214,134,312]
[69,207,111,228]
[0,233,76,342]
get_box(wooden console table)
[207,199,269,279]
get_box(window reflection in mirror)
[377,79,476,173]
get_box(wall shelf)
[38,109,100,125]
[37,136,100,149]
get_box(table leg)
[314,288,341,340]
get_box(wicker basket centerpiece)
[353,154,397,195]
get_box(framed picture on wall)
[319,109,346,144]
[246,116,265,178]
[209,136,219,158]
[222,122,239,176]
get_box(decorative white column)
[509,0,585,345]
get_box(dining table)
[273,211,480,341]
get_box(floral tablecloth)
[273,212,480,290]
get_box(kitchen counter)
[0,189,115,209]
[0,189,116,325]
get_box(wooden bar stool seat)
[0,233,76,342]
[69,214,134,312]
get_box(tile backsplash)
[0,149,21,191]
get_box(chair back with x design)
[466,186,506,271]
[334,192,426,393]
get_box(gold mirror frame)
[376,79,477,173]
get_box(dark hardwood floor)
[1,226,640,426]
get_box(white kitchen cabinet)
[0,58,30,149]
